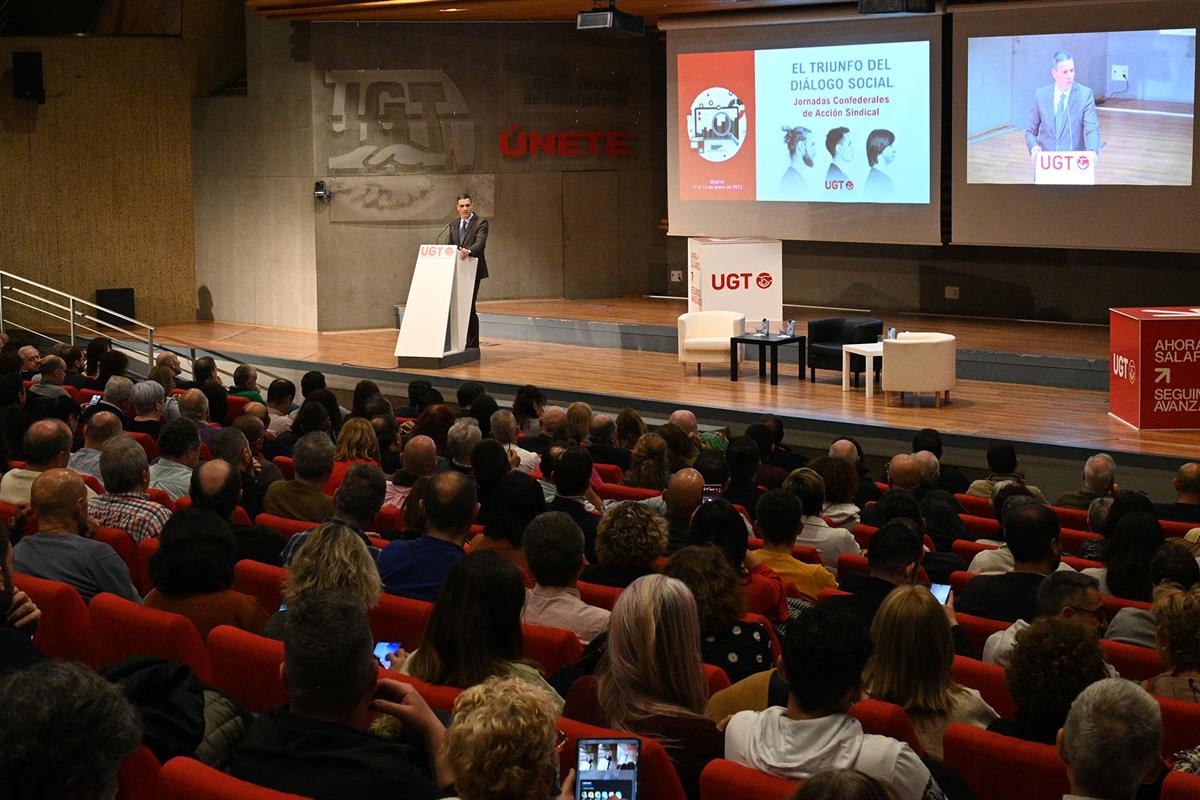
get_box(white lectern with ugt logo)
[687,237,783,325]
[395,244,479,368]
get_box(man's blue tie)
[1055,92,1068,149]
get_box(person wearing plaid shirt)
[88,435,171,543]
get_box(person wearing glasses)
[982,570,1109,671]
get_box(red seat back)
[136,537,160,595]
[942,723,1068,800]
[94,527,140,589]
[522,622,584,676]
[1060,527,1102,556]
[226,395,250,418]
[79,388,103,404]
[157,756,310,799]
[955,611,1009,660]
[700,759,798,800]
[1061,555,1102,571]
[849,698,926,757]
[851,523,878,550]
[961,514,1002,538]
[81,473,105,495]
[368,593,433,650]
[272,455,295,480]
[129,432,159,463]
[234,560,287,615]
[1161,518,1197,538]
[949,570,977,597]
[255,513,318,536]
[703,662,732,696]
[145,487,174,510]
[1157,694,1200,759]
[742,612,782,658]
[1100,638,1166,681]
[597,482,660,502]
[380,669,462,713]
[953,539,997,564]
[817,587,849,603]
[369,505,402,533]
[1050,504,1090,531]
[173,495,251,525]
[1101,593,1152,620]
[89,593,212,682]
[12,573,95,665]
[951,655,1016,719]
[746,537,823,566]
[578,580,622,610]
[836,552,869,580]
[116,745,162,800]
[955,493,994,517]
[594,462,624,484]
[559,717,687,800]
[1164,770,1200,800]
[207,625,288,713]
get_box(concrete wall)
[0,0,244,328]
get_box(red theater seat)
[1158,694,1200,759]
[953,539,996,564]
[116,745,161,800]
[272,455,295,479]
[955,493,994,517]
[173,495,252,525]
[89,593,212,682]
[94,526,140,589]
[1164,770,1200,800]
[255,513,318,537]
[596,482,660,502]
[849,698,925,757]
[136,537,160,595]
[207,625,288,713]
[704,663,732,696]
[158,757,310,799]
[961,514,1002,539]
[129,431,159,463]
[12,573,95,665]
[559,717,687,800]
[368,593,433,650]
[1061,527,1102,556]
[594,462,624,483]
[943,723,1068,800]
[955,611,1009,660]
[145,487,174,510]
[235,560,287,614]
[578,580,622,610]
[700,759,798,800]
[1100,638,1166,681]
[226,395,250,418]
[522,622,584,676]
[951,655,1016,719]
[837,552,869,579]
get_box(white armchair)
[882,332,956,406]
[677,311,744,376]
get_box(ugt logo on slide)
[687,87,747,163]
[1035,150,1097,185]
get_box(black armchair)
[807,316,883,384]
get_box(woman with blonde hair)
[265,521,382,639]
[564,574,721,800]
[864,585,996,760]
[325,416,381,494]
[1144,584,1200,703]
[581,501,668,588]
[622,433,668,491]
[442,675,569,800]
[565,401,593,446]
[614,408,646,451]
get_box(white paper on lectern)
[395,244,478,358]
[686,237,783,323]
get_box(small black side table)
[730,333,806,386]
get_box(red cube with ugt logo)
[1110,307,1200,430]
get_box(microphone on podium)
[436,214,458,245]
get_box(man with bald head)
[520,405,565,456]
[27,355,69,402]
[384,434,439,515]
[1055,453,1118,510]
[0,420,94,505]
[830,437,882,508]
[1154,462,1200,524]
[190,459,288,566]
[640,467,705,553]
[490,409,539,474]
[14,470,139,602]
[861,452,966,552]
[179,388,218,446]
[67,410,122,487]
[587,413,632,472]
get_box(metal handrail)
[0,269,155,369]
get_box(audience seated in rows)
[1143,584,1200,703]
[809,453,861,529]
[1056,452,1119,510]
[127,379,166,440]
[664,545,773,683]
[1,419,95,505]
[1059,678,1164,800]
[581,500,665,589]
[753,488,837,601]
[88,434,171,542]
[826,520,924,628]
[1082,511,1164,601]
[267,521,381,639]
[281,463,386,564]
[722,436,765,520]
[745,422,789,490]
[144,507,268,637]
[691,498,786,621]
[13,469,139,602]
[147,417,200,500]
[724,605,941,800]
[966,442,1047,503]
[1153,461,1200,524]
[787,468,861,572]
[489,408,539,474]
[565,574,722,800]
[1104,542,1200,648]
[546,446,601,561]
[521,511,610,645]
[471,470,545,569]
[378,471,475,601]
[958,504,1064,623]
[265,377,296,435]
[264,431,336,523]
[191,458,288,566]
[865,585,997,760]
[471,438,511,524]
[587,412,632,471]
[640,467,703,554]
[988,616,1110,744]
[623,431,669,491]
[982,570,1107,669]
[399,550,554,693]
[227,588,448,799]
[326,416,381,493]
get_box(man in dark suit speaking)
[449,193,488,349]
[1025,50,1101,160]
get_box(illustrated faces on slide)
[836,131,854,164]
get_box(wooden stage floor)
[151,298,1200,461]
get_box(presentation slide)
[678,41,930,204]
[966,29,1196,186]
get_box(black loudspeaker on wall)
[96,288,136,326]
[12,51,45,104]
[859,0,934,12]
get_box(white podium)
[687,237,783,325]
[394,244,479,368]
